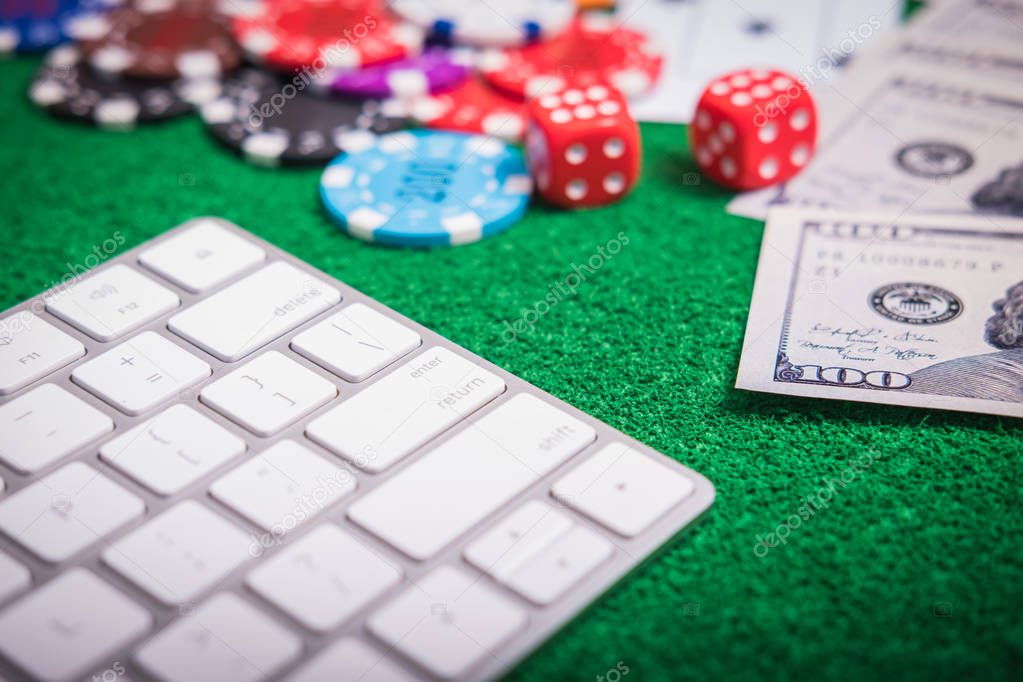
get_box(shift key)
[168,262,341,362]
[306,347,506,473]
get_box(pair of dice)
[523,67,816,207]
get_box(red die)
[525,83,640,208]
[691,68,816,190]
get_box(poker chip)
[69,0,242,79]
[0,0,116,53]
[29,44,220,130]
[390,0,575,47]
[410,77,527,141]
[480,14,663,98]
[233,0,423,72]
[200,67,408,167]
[330,47,472,99]
[320,130,532,247]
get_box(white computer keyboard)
[0,218,715,682]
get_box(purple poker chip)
[330,47,472,98]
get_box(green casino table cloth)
[0,54,1020,682]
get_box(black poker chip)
[29,45,221,130]
[199,68,410,168]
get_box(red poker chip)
[69,0,242,79]
[480,14,662,100]
[409,77,527,141]
[233,0,423,72]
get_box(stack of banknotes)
[732,0,1023,418]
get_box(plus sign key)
[71,332,211,415]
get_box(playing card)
[620,0,902,123]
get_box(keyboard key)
[307,347,506,473]
[200,351,337,436]
[505,524,612,605]
[0,461,145,563]
[103,501,251,605]
[0,569,151,682]
[44,264,179,342]
[0,551,30,604]
[168,261,341,362]
[464,500,574,582]
[138,218,266,293]
[347,394,594,559]
[285,638,419,682]
[552,444,695,537]
[367,566,526,680]
[291,303,421,382]
[246,524,401,633]
[72,331,211,415]
[99,404,246,496]
[135,592,301,682]
[0,313,85,395]
[210,441,354,534]
[0,383,113,473]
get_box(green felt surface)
[1,50,1021,682]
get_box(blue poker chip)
[0,0,115,53]
[320,130,533,248]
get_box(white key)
[0,551,30,604]
[307,347,506,473]
[246,524,401,633]
[0,383,113,473]
[285,638,419,682]
[72,331,211,415]
[0,461,145,563]
[200,351,337,436]
[168,261,341,362]
[210,440,354,534]
[103,500,251,605]
[552,444,695,537]
[367,566,526,680]
[464,500,574,582]
[0,569,151,682]
[501,525,613,605]
[0,313,84,395]
[348,394,594,560]
[135,592,300,682]
[99,404,246,496]
[139,219,266,293]
[291,303,421,382]
[44,264,179,342]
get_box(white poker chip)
[390,0,574,47]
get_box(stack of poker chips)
[12,0,665,246]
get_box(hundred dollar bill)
[736,209,1023,418]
